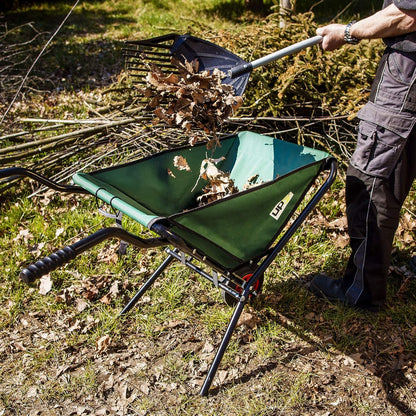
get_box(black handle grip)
[20,246,77,284]
[228,63,253,79]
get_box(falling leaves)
[142,57,243,148]
[173,155,191,171]
[141,56,259,207]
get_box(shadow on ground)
[251,261,416,415]
[1,1,134,99]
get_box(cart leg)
[119,253,175,316]
[199,297,247,396]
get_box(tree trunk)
[279,0,295,28]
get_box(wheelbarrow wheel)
[221,273,264,307]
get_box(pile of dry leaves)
[143,57,243,149]
[172,155,263,206]
[170,155,238,206]
[195,157,238,206]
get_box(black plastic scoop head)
[124,33,322,96]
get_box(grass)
[1,178,415,415]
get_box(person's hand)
[316,24,346,51]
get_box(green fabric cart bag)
[73,131,331,269]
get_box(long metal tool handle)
[229,35,322,79]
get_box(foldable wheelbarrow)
[1,130,336,395]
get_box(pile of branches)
[0,112,190,194]
[0,22,48,109]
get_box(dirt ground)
[1,260,415,416]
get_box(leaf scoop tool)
[124,33,323,96]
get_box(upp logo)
[270,192,294,221]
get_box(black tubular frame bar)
[19,227,170,284]
[0,167,89,194]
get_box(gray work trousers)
[341,48,416,308]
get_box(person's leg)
[310,48,416,310]
[342,166,402,308]
[310,136,416,310]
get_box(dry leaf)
[202,341,215,354]
[217,370,228,384]
[173,155,191,171]
[242,174,263,190]
[55,288,73,304]
[199,157,225,180]
[97,243,119,264]
[328,217,348,230]
[39,274,52,295]
[332,232,350,248]
[194,157,238,206]
[100,281,120,304]
[167,319,185,328]
[28,242,45,257]
[96,335,111,353]
[138,382,150,396]
[13,228,33,244]
[55,227,65,238]
[237,311,260,329]
[75,297,88,313]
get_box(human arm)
[317,4,416,51]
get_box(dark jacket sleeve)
[393,0,416,10]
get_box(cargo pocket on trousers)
[351,120,407,178]
[350,102,414,178]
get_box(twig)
[20,117,112,125]
[1,0,80,124]
[403,206,416,219]
[228,115,349,122]
[331,0,357,22]
[0,118,136,156]
[0,124,64,141]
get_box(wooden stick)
[0,118,136,155]
[19,118,112,125]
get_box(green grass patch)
[1,1,416,415]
